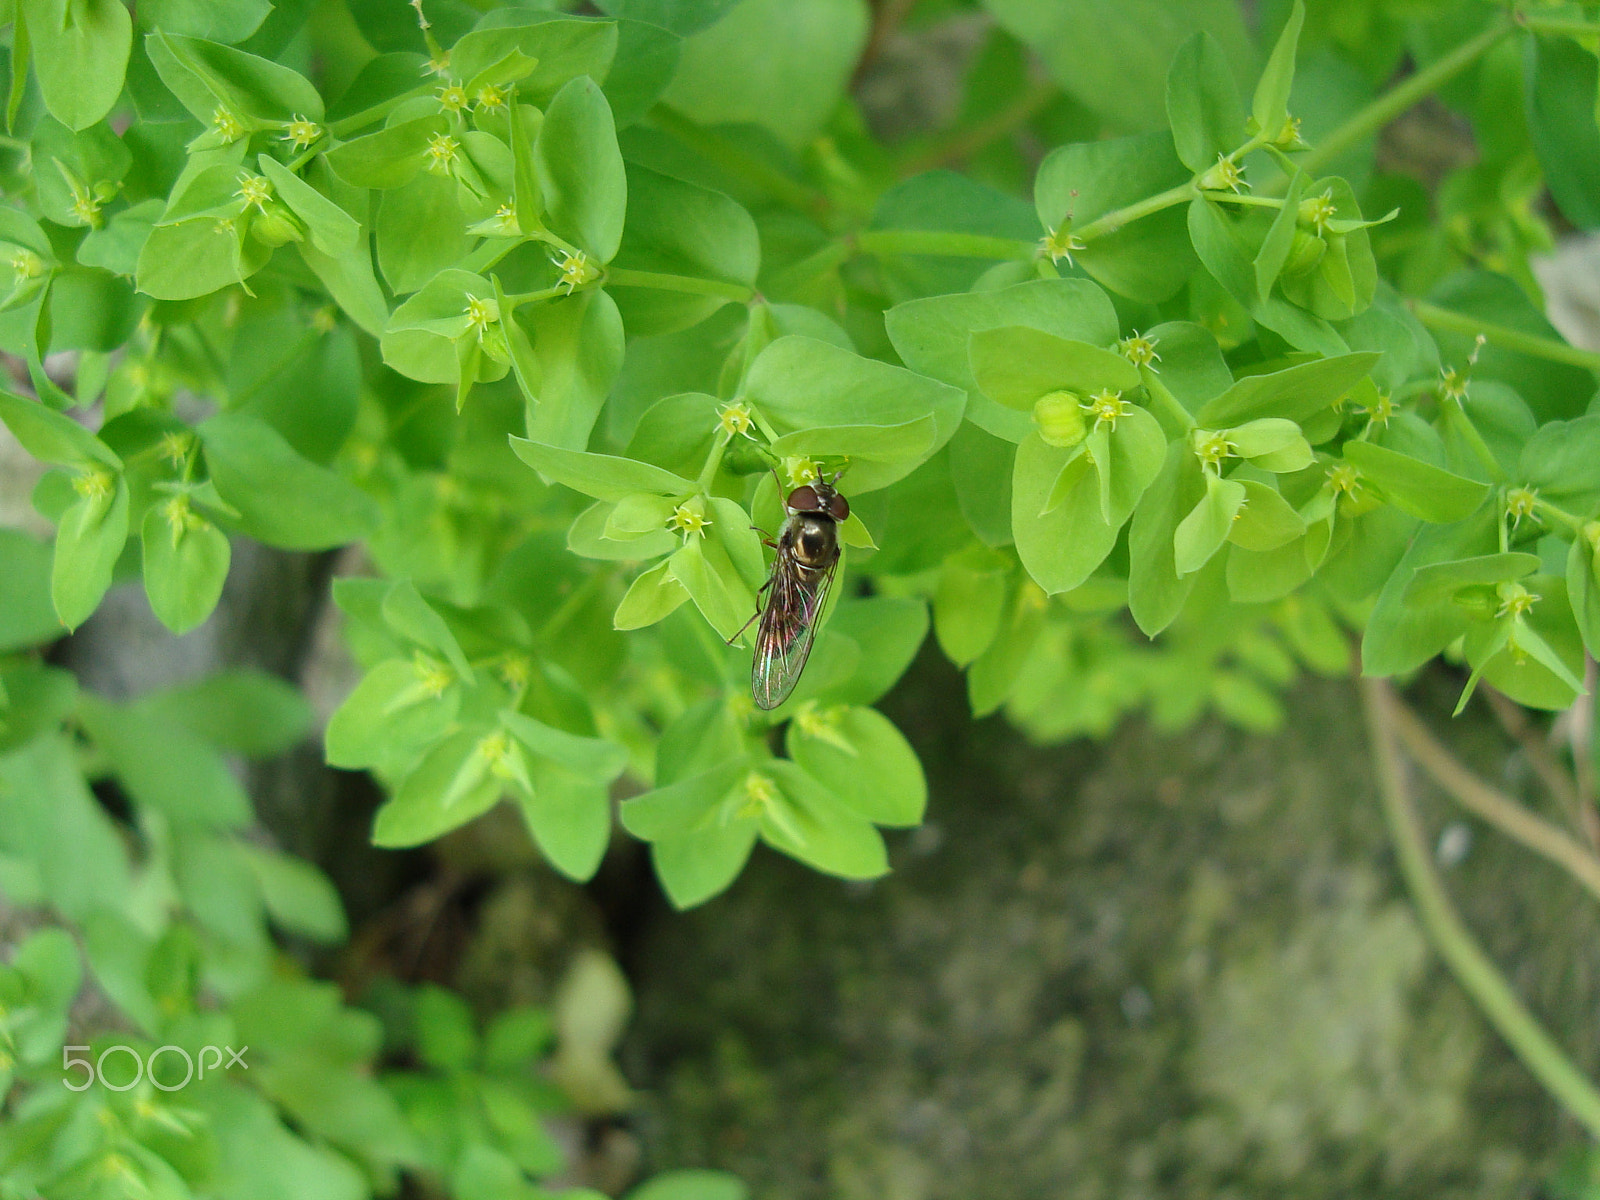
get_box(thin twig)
[1359,676,1600,1138]
[1386,689,1600,905]
[1575,657,1599,828]
[1481,686,1596,849]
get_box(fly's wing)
[750,550,838,710]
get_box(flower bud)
[249,203,306,247]
[1033,390,1086,449]
[1282,228,1325,277]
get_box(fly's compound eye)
[787,485,821,512]
[827,491,849,522]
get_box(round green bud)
[249,204,305,247]
[1033,390,1086,449]
[1282,228,1326,278]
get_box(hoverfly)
[745,474,849,710]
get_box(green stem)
[1075,180,1196,242]
[854,229,1036,260]
[1199,191,1287,209]
[647,104,830,219]
[536,569,609,646]
[1441,398,1507,483]
[1534,497,1587,536]
[697,428,732,491]
[500,283,570,308]
[604,268,754,303]
[764,239,853,297]
[1519,16,1600,37]
[1360,676,1600,1140]
[1293,15,1516,179]
[1410,300,1600,373]
[328,85,433,138]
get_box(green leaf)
[258,156,359,257]
[1568,533,1600,660]
[24,0,132,130]
[1254,170,1306,301]
[235,844,348,942]
[298,239,389,339]
[0,530,62,651]
[513,758,612,882]
[1228,478,1304,551]
[934,550,1009,666]
[535,76,626,264]
[668,535,755,641]
[382,580,474,682]
[886,278,1120,443]
[325,114,449,190]
[138,0,274,44]
[1403,552,1541,608]
[1166,31,1246,173]
[141,501,231,635]
[1186,195,1255,304]
[601,19,683,127]
[372,730,502,847]
[511,437,693,501]
[146,30,324,126]
[661,0,867,147]
[615,559,689,629]
[1012,432,1117,594]
[743,336,965,491]
[518,288,626,451]
[620,758,748,839]
[381,268,507,383]
[821,596,929,707]
[325,658,459,774]
[501,710,627,781]
[199,411,379,549]
[986,0,1251,132]
[606,165,760,336]
[757,760,888,879]
[1128,440,1207,634]
[1174,472,1246,576]
[450,15,619,106]
[1521,414,1600,504]
[0,662,77,752]
[1341,441,1488,523]
[768,416,937,471]
[1251,0,1303,137]
[51,474,129,630]
[377,174,470,298]
[1362,508,1495,677]
[1034,132,1197,302]
[77,693,252,827]
[1196,352,1378,426]
[136,669,312,758]
[628,1169,748,1200]
[1527,34,1600,230]
[787,705,926,827]
[969,326,1139,411]
[0,388,121,469]
[650,821,758,909]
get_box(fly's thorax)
[786,512,839,569]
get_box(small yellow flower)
[463,294,497,339]
[717,401,754,437]
[213,217,237,238]
[1505,486,1538,529]
[424,132,460,174]
[550,247,599,293]
[1194,430,1232,469]
[737,770,780,819]
[161,495,201,547]
[497,653,531,689]
[280,115,320,150]
[212,106,245,142]
[71,470,113,501]
[1273,114,1306,149]
[9,248,43,281]
[795,701,856,754]
[1041,225,1086,265]
[436,84,468,114]
[782,456,818,487]
[474,84,507,112]
[1200,153,1246,194]
[69,190,102,227]
[1298,190,1337,235]
[425,52,450,76]
[492,202,519,235]
[158,430,193,467]
[1438,366,1469,403]
[1327,462,1361,496]
[1364,391,1394,427]
[477,730,516,777]
[311,306,337,334]
[412,653,453,697]
[667,503,712,538]
[235,173,273,212]
[1495,582,1539,619]
[1081,388,1131,430]
[1118,332,1160,370]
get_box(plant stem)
[1074,180,1196,242]
[1480,687,1597,849]
[604,268,754,303]
[646,105,831,219]
[1386,687,1600,902]
[1198,191,1286,209]
[1410,300,1600,373]
[1293,15,1516,179]
[1519,16,1600,36]
[329,86,433,138]
[764,239,853,297]
[1360,676,1600,1139]
[854,229,1037,260]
